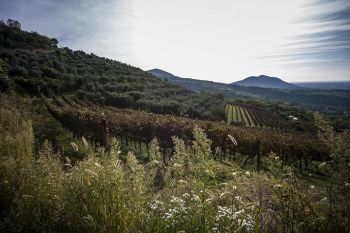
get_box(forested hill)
[0,19,226,121]
[234,75,301,89]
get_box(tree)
[50,38,58,47]
[6,19,21,30]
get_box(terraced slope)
[226,103,288,129]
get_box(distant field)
[225,103,288,129]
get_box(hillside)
[234,75,301,89]
[0,20,226,121]
[148,68,350,114]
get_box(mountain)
[148,69,177,80]
[148,69,350,114]
[234,75,301,89]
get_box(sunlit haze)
[1,0,349,82]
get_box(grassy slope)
[0,20,226,121]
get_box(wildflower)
[240,216,254,231]
[182,193,190,198]
[232,186,237,191]
[191,195,201,202]
[149,200,164,210]
[170,196,185,205]
[232,209,245,219]
[164,196,188,224]
[310,185,315,191]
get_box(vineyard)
[226,103,288,129]
[42,96,327,169]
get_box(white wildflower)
[182,193,190,198]
[191,195,201,202]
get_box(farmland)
[226,103,288,129]
[41,95,328,166]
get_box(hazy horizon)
[1,0,349,83]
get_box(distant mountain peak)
[234,75,301,89]
[148,68,177,79]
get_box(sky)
[0,0,349,83]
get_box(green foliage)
[0,103,349,232]
[0,19,226,120]
[192,125,212,162]
[43,96,327,163]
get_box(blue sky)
[1,0,349,82]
